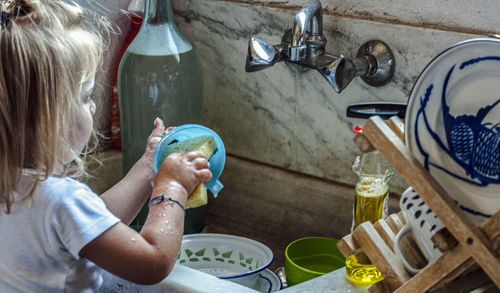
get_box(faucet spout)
[245,0,395,94]
[289,0,323,61]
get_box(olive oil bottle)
[345,151,393,285]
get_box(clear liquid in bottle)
[119,50,203,173]
[117,0,204,229]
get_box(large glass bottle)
[118,0,203,228]
[345,151,393,286]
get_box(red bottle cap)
[352,126,363,134]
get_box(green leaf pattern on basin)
[179,247,260,270]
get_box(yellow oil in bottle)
[345,176,389,286]
[345,253,383,285]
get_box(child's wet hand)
[142,118,175,176]
[153,151,212,196]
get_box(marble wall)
[88,0,498,191]
[86,0,498,244]
[167,0,492,193]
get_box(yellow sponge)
[159,135,217,208]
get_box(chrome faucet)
[288,0,324,62]
[245,0,395,93]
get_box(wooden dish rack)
[337,116,500,292]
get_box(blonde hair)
[0,0,104,213]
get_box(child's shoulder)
[35,176,89,193]
[45,176,90,190]
[35,176,96,204]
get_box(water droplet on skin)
[160,228,164,232]
[165,220,169,224]
[131,237,137,243]
[157,244,161,249]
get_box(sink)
[99,265,365,293]
[99,264,258,293]
[88,150,379,292]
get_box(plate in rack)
[405,38,500,225]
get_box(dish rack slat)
[338,115,500,292]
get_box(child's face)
[69,76,96,159]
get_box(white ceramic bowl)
[177,233,274,288]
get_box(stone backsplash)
[169,0,486,193]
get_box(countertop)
[101,264,368,293]
[280,268,368,293]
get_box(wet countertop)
[281,268,368,293]
[101,264,368,293]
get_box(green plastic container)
[285,237,346,286]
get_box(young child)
[0,0,212,291]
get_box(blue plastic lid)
[153,124,226,196]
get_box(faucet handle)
[321,56,356,93]
[245,37,281,72]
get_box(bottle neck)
[129,0,193,56]
[144,0,174,25]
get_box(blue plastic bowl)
[153,124,226,196]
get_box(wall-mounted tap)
[245,0,395,93]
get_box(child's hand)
[141,118,175,178]
[153,151,212,196]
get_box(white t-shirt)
[0,172,120,292]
